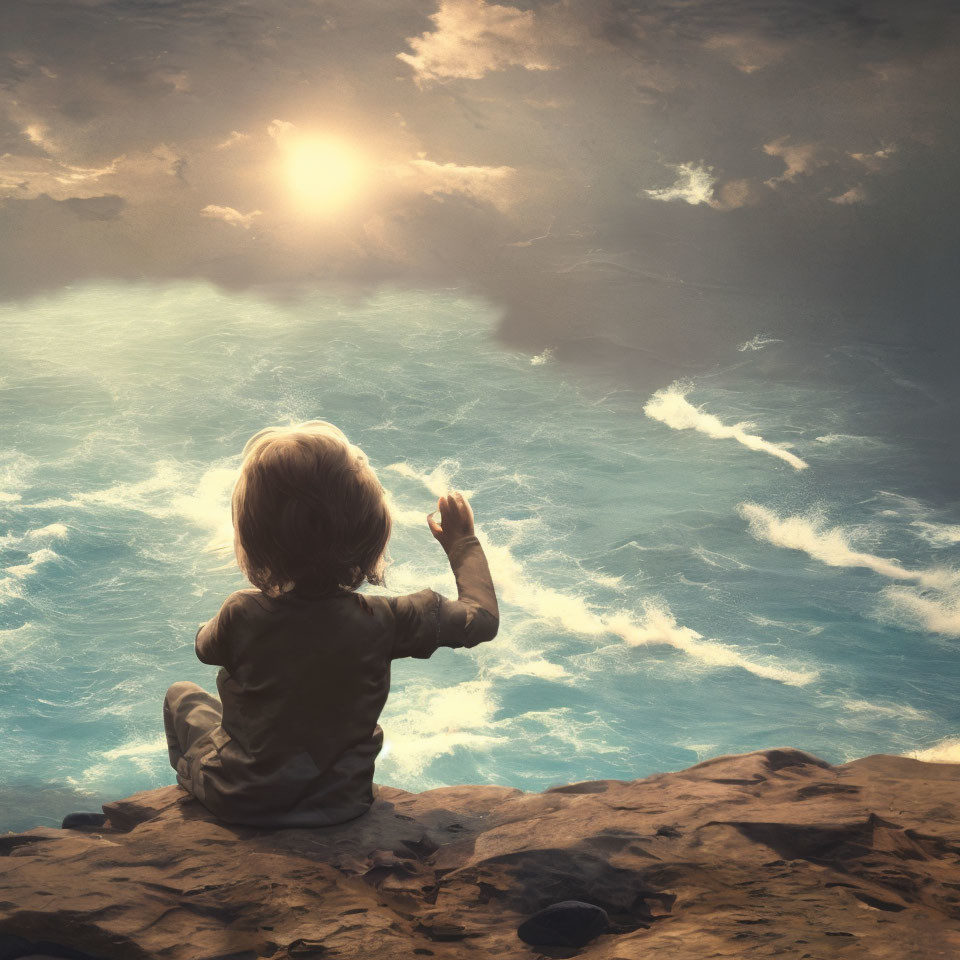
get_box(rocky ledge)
[1,748,959,960]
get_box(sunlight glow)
[281,135,368,216]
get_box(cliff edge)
[1,748,958,959]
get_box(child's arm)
[390,491,499,660]
[194,593,241,666]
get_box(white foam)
[838,698,931,721]
[1,547,62,600]
[741,503,960,637]
[381,488,428,528]
[644,384,808,471]
[379,679,506,779]
[5,547,60,579]
[604,602,818,686]
[675,741,719,761]
[905,737,960,764]
[814,434,883,448]
[386,459,465,498]
[485,656,571,681]
[23,460,238,553]
[481,537,816,686]
[530,348,555,366]
[911,521,960,548]
[693,546,752,570]
[68,735,169,787]
[0,623,37,654]
[739,503,959,590]
[27,522,69,541]
[379,678,626,784]
[745,612,824,635]
[0,523,69,551]
[0,450,36,503]
[879,586,960,638]
[738,335,783,352]
[377,485,815,687]
[495,707,627,760]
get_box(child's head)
[231,420,391,597]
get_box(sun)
[281,135,367,216]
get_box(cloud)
[200,204,262,228]
[0,0,957,383]
[216,130,249,150]
[60,194,125,220]
[762,136,831,185]
[401,158,518,210]
[850,145,897,171]
[397,0,560,83]
[0,153,121,200]
[702,32,787,73]
[644,163,762,211]
[644,162,717,206]
[830,184,868,205]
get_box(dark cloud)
[1,0,958,382]
[60,193,125,220]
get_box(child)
[163,421,499,827]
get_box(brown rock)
[0,748,957,959]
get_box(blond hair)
[231,420,391,597]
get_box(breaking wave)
[645,384,808,470]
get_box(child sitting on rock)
[163,421,499,827]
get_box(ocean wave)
[385,459,474,499]
[644,384,808,471]
[0,547,62,602]
[21,461,238,553]
[484,654,571,681]
[905,737,960,764]
[737,335,783,352]
[739,503,959,591]
[378,679,506,780]
[66,735,169,788]
[0,450,37,503]
[740,503,960,637]
[692,546,752,571]
[374,478,817,687]
[911,521,960,548]
[835,697,931,721]
[530,348,555,366]
[878,585,960,638]
[745,612,824,636]
[814,434,884,448]
[4,547,60,579]
[379,677,625,784]
[481,537,816,685]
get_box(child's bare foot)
[427,490,475,553]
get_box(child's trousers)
[163,680,221,775]
[161,678,379,826]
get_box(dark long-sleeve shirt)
[176,535,499,826]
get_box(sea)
[1,281,957,832]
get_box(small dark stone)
[61,812,108,830]
[656,825,682,838]
[517,900,610,947]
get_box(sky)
[1,0,958,380]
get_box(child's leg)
[163,680,223,772]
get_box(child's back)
[163,422,498,827]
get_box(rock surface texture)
[1,748,958,959]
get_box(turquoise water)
[1,282,958,831]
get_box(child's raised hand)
[427,490,475,553]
